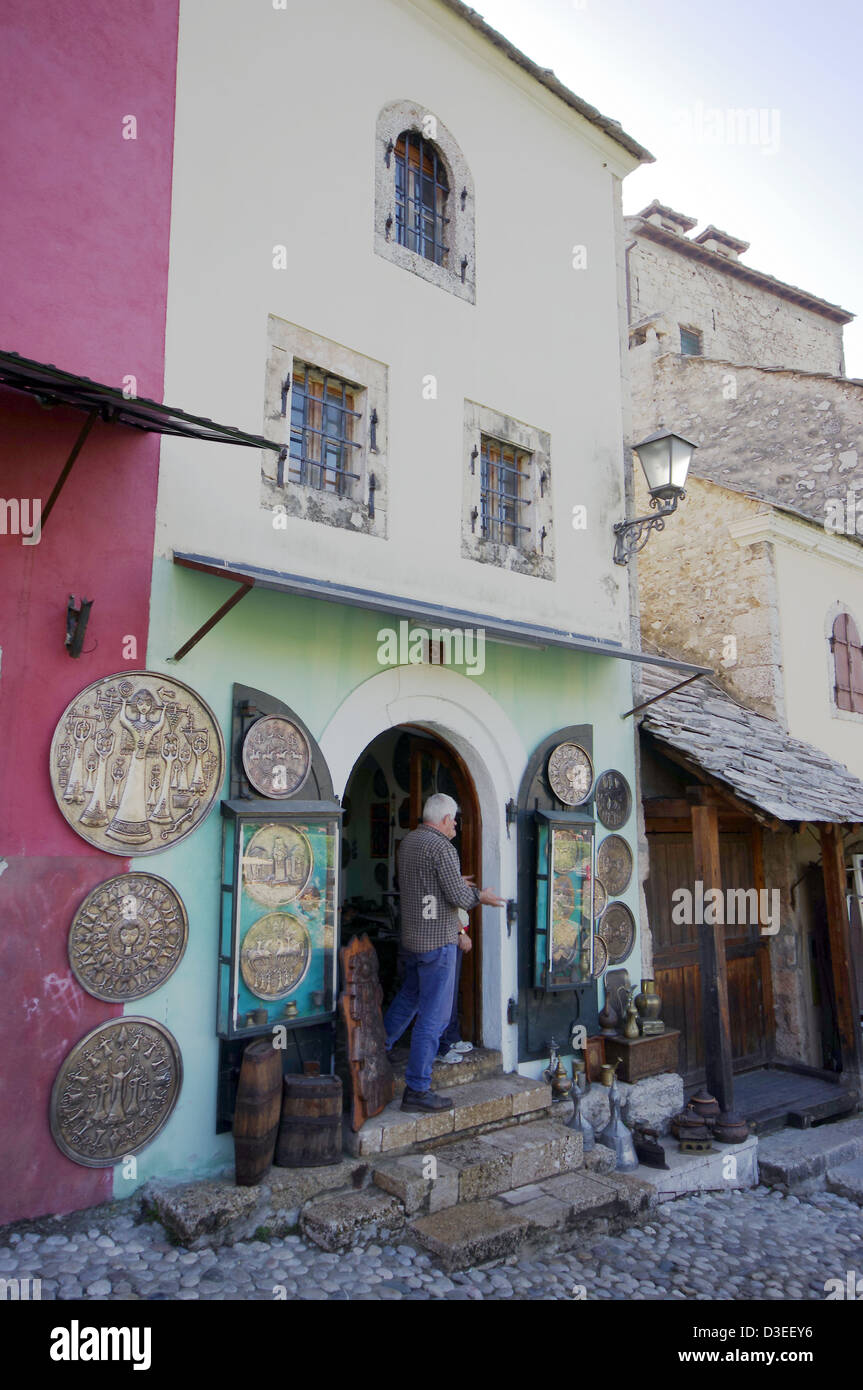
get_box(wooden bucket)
[233,1039,283,1186]
[275,1074,343,1168]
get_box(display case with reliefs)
[534,809,598,990]
[218,800,342,1040]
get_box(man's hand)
[478,886,506,907]
[457,932,473,953]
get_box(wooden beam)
[691,802,735,1112]
[819,824,862,1078]
[646,736,784,831]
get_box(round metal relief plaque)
[598,901,636,966]
[49,671,224,856]
[597,835,634,897]
[242,823,313,907]
[68,873,188,1003]
[593,878,608,920]
[547,742,594,807]
[594,769,632,830]
[240,911,312,1000]
[242,715,311,799]
[590,934,608,979]
[50,1017,182,1168]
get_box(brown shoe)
[400,1087,452,1112]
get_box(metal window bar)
[394,132,450,267]
[288,363,361,496]
[480,438,532,546]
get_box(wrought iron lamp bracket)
[612,491,684,566]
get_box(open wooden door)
[406,733,482,1043]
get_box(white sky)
[474,0,863,376]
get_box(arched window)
[831,612,863,712]
[394,131,449,266]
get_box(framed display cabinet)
[534,809,597,991]
[218,800,342,1041]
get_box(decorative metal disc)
[598,901,636,966]
[593,878,608,919]
[590,934,608,978]
[50,1017,182,1168]
[50,671,224,856]
[242,715,311,799]
[597,835,633,897]
[241,823,313,907]
[547,742,594,806]
[594,769,632,830]
[240,911,311,1000]
[68,873,188,1003]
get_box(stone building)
[625,200,863,1114]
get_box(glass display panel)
[534,814,595,991]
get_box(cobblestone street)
[2,1185,860,1301]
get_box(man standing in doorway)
[385,792,506,1112]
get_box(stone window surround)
[262,315,388,540]
[824,599,863,725]
[461,399,554,580]
[374,98,476,304]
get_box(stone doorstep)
[343,1073,552,1158]
[756,1113,863,1190]
[300,1188,405,1254]
[626,1135,758,1202]
[409,1170,657,1271]
[390,1046,504,1090]
[370,1119,583,1214]
[826,1157,863,1205]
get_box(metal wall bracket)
[506,899,517,937]
[65,594,93,658]
[505,797,517,836]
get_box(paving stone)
[826,1158,863,1204]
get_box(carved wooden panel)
[339,933,394,1132]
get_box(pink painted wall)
[0,0,179,1224]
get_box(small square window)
[287,362,362,497]
[680,327,702,356]
[480,436,532,548]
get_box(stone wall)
[633,470,784,720]
[626,231,845,376]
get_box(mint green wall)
[116,558,640,1194]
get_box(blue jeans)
[438,947,463,1054]
[384,944,457,1092]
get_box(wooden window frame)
[831,611,863,714]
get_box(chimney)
[692,225,750,262]
[635,200,697,237]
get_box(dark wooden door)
[646,830,774,1083]
[406,734,482,1042]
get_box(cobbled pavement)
[1,1186,860,1301]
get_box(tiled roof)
[638,666,863,824]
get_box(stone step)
[389,1045,503,1089]
[370,1117,582,1215]
[757,1114,863,1192]
[300,1187,405,1253]
[826,1157,863,1204]
[343,1073,552,1158]
[408,1168,657,1271]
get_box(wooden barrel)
[275,1074,343,1168]
[233,1039,283,1186]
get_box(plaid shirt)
[397,824,481,952]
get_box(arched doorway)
[340,725,483,1043]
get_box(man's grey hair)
[423,793,458,825]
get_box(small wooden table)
[603,1030,680,1084]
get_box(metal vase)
[566,1079,595,1151]
[597,1077,639,1171]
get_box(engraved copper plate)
[597,835,633,897]
[68,873,188,1003]
[50,671,224,855]
[242,715,311,799]
[547,742,594,807]
[593,878,608,919]
[594,769,632,830]
[241,911,312,1000]
[241,823,313,907]
[590,934,608,978]
[598,901,636,966]
[50,1017,182,1167]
